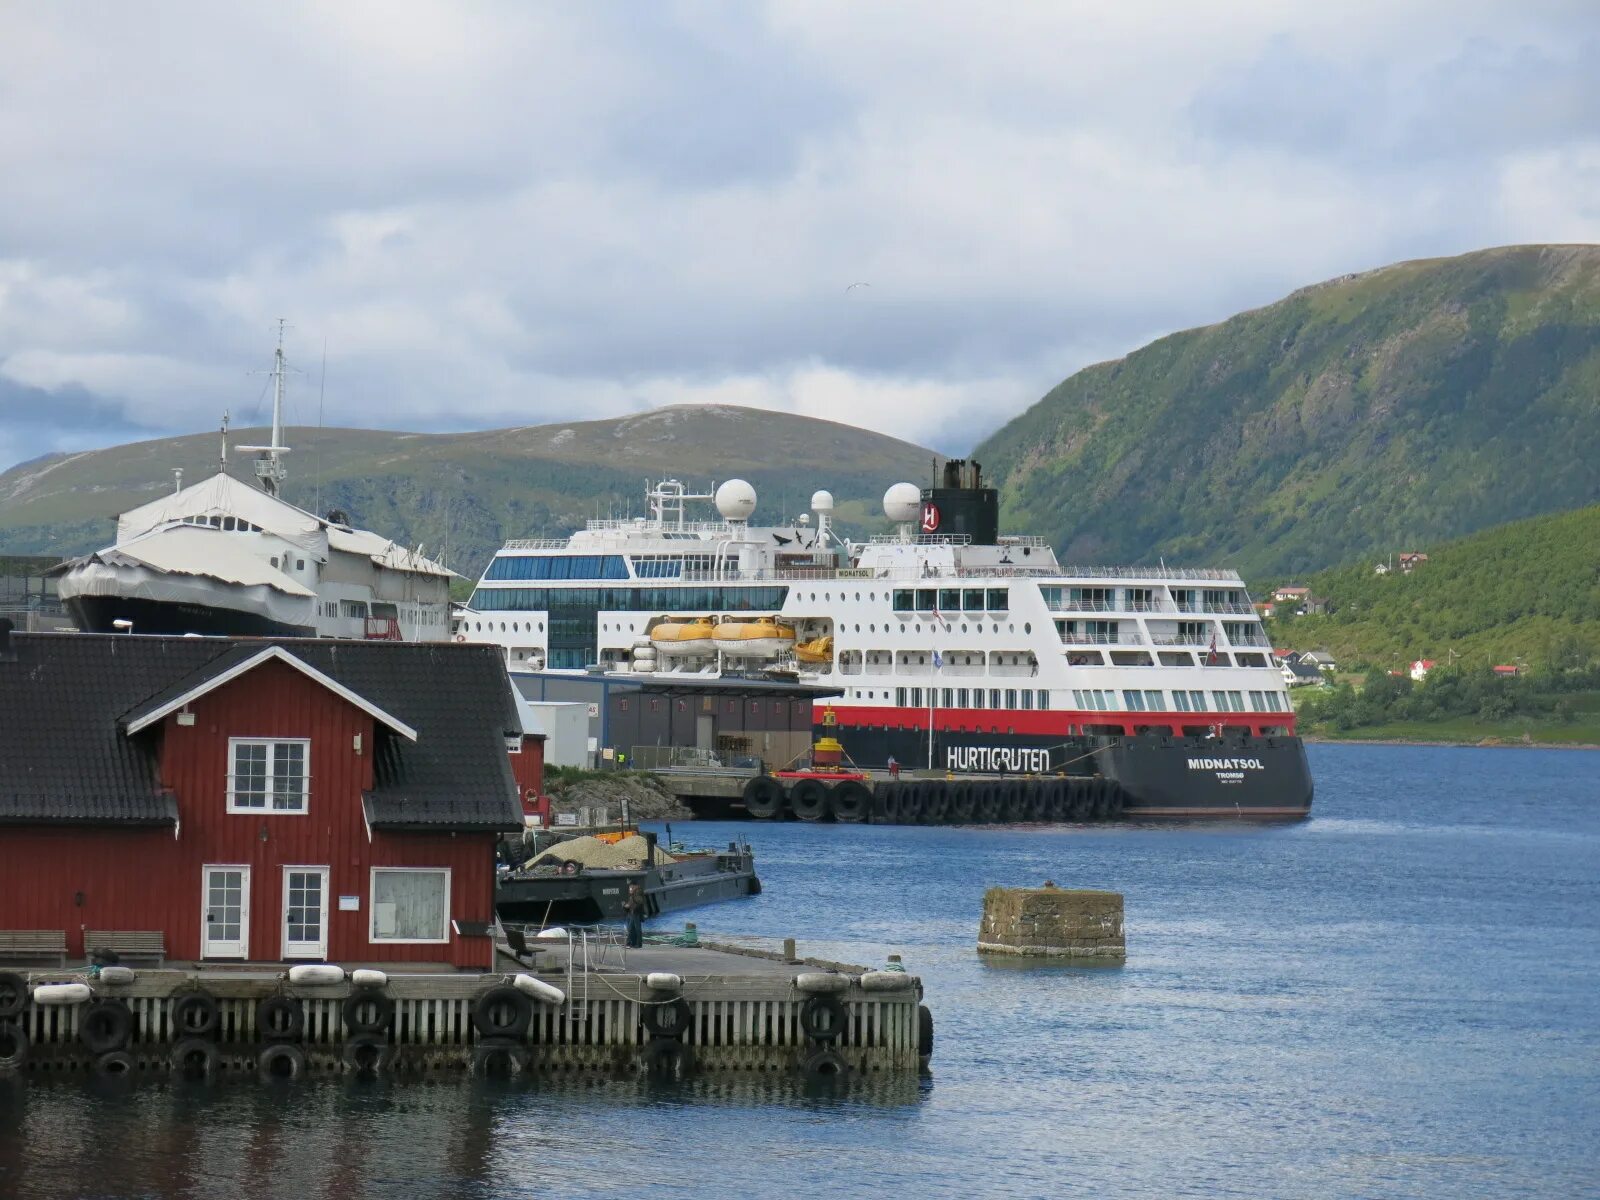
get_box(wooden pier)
[0,939,928,1084]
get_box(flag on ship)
[933,650,944,669]
[1206,631,1218,666]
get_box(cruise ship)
[456,462,1313,818]
[54,329,453,641]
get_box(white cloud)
[0,0,1595,468]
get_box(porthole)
[1025,623,1031,634]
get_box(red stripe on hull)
[816,703,1296,738]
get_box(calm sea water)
[2,744,1597,1199]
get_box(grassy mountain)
[0,405,941,578]
[977,244,1600,577]
[1268,503,1600,672]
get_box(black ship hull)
[822,722,1312,819]
[65,595,314,638]
[496,851,760,926]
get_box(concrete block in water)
[977,885,1125,961]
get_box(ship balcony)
[1058,633,1142,646]
[1149,634,1211,646]
[1226,634,1270,648]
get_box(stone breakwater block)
[977,886,1126,961]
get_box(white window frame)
[369,867,452,945]
[226,737,310,815]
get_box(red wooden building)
[0,622,527,969]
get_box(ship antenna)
[219,410,230,475]
[238,319,294,497]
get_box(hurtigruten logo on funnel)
[947,746,1051,773]
[1188,756,1265,784]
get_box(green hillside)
[1267,502,1600,671]
[0,405,941,578]
[977,244,1600,577]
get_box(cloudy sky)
[1,1,1596,472]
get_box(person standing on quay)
[624,881,645,948]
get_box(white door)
[282,866,330,960]
[202,865,250,959]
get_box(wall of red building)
[0,658,499,968]
[507,735,547,824]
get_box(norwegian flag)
[1206,631,1218,666]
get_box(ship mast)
[238,319,292,496]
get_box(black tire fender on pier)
[93,1049,136,1079]
[471,1038,528,1077]
[170,1036,220,1080]
[0,971,26,1019]
[256,996,305,1043]
[1002,781,1027,823]
[641,1035,694,1081]
[172,991,220,1038]
[742,775,785,820]
[343,988,395,1036]
[799,1045,850,1083]
[80,999,133,1055]
[342,1033,394,1076]
[0,1020,28,1072]
[922,782,950,824]
[897,783,925,824]
[789,779,829,822]
[948,782,975,823]
[1048,779,1071,822]
[258,1042,307,1081]
[799,993,846,1042]
[1024,783,1049,822]
[830,780,872,824]
[472,985,533,1040]
[918,1004,935,1061]
[641,993,693,1040]
[1104,779,1125,818]
[976,782,1003,823]
[871,781,898,823]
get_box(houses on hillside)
[1267,586,1328,616]
[1410,659,1437,681]
[0,622,534,968]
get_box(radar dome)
[715,479,758,521]
[810,489,835,513]
[883,482,921,523]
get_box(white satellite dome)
[715,479,758,521]
[810,489,835,513]
[883,482,921,523]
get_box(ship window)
[989,689,1002,708]
[893,590,914,610]
[963,589,985,611]
[1037,691,1049,710]
[939,589,961,612]
[270,557,279,568]
[910,688,922,707]
[1005,689,1018,709]
[1122,690,1146,712]
[1144,690,1164,709]
[942,689,953,706]
[896,688,906,706]
[227,738,308,814]
[958,688,970,707]
[914,589,936,611]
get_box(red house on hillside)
[0,623,526,969]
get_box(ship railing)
[583,518,733,535]
[997,535,1053,548]
[501,539,576,551]
[1058,633,1143,645]
[866,533,973,545]
[1054,565,1244,581]
[1226,635,1271,648]
[1149,634,1210,646]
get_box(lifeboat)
[650,617,716,657]
[712,617,797,658]
[794,635,833,665]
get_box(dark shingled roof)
[0,631,524,832]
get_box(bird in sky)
[844,281,871,292]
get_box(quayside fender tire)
[80,999,134,1055]
[342,1033,394,1077]
[471,1039,528,1078]
[256,996,305,1043]
[641,993,693,1040]
[0,1020,29,1072]
[1104,780,1125,819]
[1047,780,1070,822]
[799,1046,850,1083]
[258,1043,307,1081]
[0,972,26,1019]
[976,783,1003,823]
[742,776,785,820]
[871,782,898,824]
[1024,784,1049,823]
[901,783,930,825]
[947,782,975,823]
[1070,779,1092,821]
[918,1004,935,1061]
[472,985,533,1040]
[789,779,829,822]
[830,781,871,824]
[1092,777,1112,819]
[641,1036,694,1082]
[922,783,950,824]
[170,1036,220,1080]
[93,1049,136,1079]
[343,989,395,1036]
[172,991,220,1039]
[1001,781,1026,823]
[799,993,846,1042]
